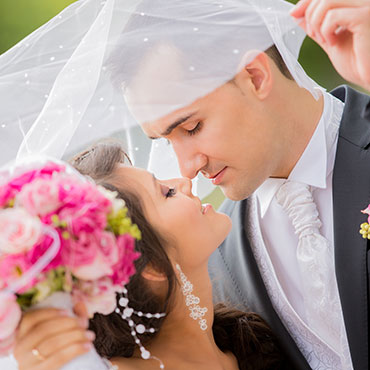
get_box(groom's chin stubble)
[221,183,252,202]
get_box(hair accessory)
[175,264,208,331]
[115,287,166,369]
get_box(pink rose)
[0,208,42,254]
[58,180,111,234]
[0,254,36,293]
[0,185,15,208]
[72,278,122,317]
[111,234,140,285]
[27,234,63,272]
[63,232,99,268]
[69,232,118,281]
[0,162,65,207]
[362,205,370,223]
[17,177,61,216]
[0,293,21,340]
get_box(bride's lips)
[209,167,227,185]
[201,204,213,214]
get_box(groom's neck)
[270,84,325,179]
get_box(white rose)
[0,208,42,254]
[97,186,125,214]
[16,177,60,216]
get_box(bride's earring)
[176,264,208,331]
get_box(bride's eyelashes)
[161,185,177,198]
[166,187,177,198]
[186,122,202,136]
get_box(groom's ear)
[235,52,273,100]
[141,264,167,282]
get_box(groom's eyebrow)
[149,113,197,139]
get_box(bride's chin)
[212,214,232,249]
[219,213,232,235]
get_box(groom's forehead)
[123,43,208,125]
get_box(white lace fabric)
[275,181,351,369]
[247,195,352,369]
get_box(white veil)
[0,0,321,197]
[0,1,324,368]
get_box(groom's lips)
[207,167,227,185]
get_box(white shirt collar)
[255,91,344,217]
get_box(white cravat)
[276,181,343,357]
[254,91,353,369]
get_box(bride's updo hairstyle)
[70,141,283,370]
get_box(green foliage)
[0,0,77,53]
[108,207,142,240]
[16,267,68,310]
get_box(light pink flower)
[0,293,21,341]
[0,162,65,207]
[362,205,370,223]
[58,180,111,234]
[70,232,118,281]
[0,254,36,293]
[72,278,122,317]
[0,208,42,254]
[64,232,100,268]
[111,234,140,285]
[27,234,63,272]
[17,177,61,216]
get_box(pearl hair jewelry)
[115,287,166,369]
[175,264,208,331]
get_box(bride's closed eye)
[162,186,176,198]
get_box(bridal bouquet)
[0,160,141,364]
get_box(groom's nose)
[173,142,207,179]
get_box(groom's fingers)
[290,0,311,19]
[320,7,363,46]
[305,0,327,38]
[304,0,365,42]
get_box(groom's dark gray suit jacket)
[209,86,370,370]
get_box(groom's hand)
[14,308,94,370]
[291,0,370,91]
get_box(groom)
[120,1,370,369]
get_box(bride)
[13,141,284,370]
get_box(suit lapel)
[332,86,370,370]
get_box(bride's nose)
[174,177,193,196]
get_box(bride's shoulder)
[110,357,148,370]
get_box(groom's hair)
[106,1,293,92]
[71,141,284,369]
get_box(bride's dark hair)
[70,141,283,370]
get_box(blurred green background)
[0,0,350,208]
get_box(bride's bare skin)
[14,306,93,370]
[107,167,237,370]
[14,166,238,370]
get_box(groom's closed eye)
[185,122,202,136]
[148,112,198,140]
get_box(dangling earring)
[175,264,208,331]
